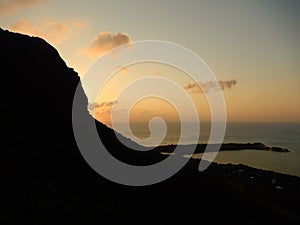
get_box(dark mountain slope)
[0,28,299,225]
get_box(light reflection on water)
[116,122,300,177]
[189,150,300,177]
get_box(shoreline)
[205,159,300,178]
[155,142,299,178]
[2,28,300,224]
[154,142,290,154]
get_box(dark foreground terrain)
[1,28,300,225]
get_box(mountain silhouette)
[1,28,300,225]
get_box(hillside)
[1,28,300,225]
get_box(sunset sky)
[1,0,300,123]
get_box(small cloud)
[88,101,119,123]
[184,79,237,93]
[88,101,118,111]
[102,101,118,107]
[83,31,132,58]
[9,18,86,45]
[0,0,44,16]
[9,19,70,45]
[218,80,237,89]
[72,19,87,28]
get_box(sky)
[1,0,300,123]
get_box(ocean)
[113,122,300,177]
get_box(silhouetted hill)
[1,28,300,225]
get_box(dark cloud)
[218,80,237,89]
[184,80,237,93]
[88,101,118,111]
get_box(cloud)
[0,0,43,16]
[9,19,86,45]
[88,101,118,111]
[71,19,87,28]
[218,80,237,89]
[184,79,237,93]
[83,31,132,58]
[9,19,70,45]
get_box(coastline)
[2,28,300,224]
[154,142,290,154]
[154,142,300,178]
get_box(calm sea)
[114,122,300,177]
